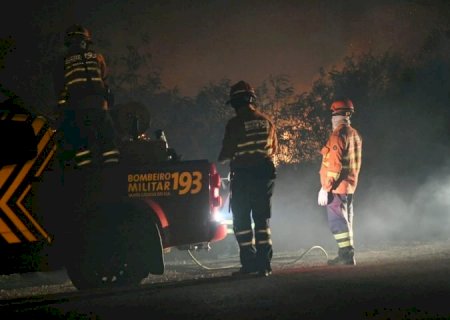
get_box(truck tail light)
[209,164,223,209]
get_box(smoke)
[356,159,450,246]
[271,163,334,252]
[270,159,450,253]
[408,163,450,237]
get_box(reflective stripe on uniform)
[65,67,101,78]
[327,171,340,179]
[232,118,273,159]
[338,240,352,248]
[235,149,272,156]
[235,229,252,236]
[334,231,351,240]
[239,240,255,247]
[256,228,271,235]
[334,231,353,248]
[255,228,272,246]
[66,77,102,86]
[102,149,120,164]
[75,149,92,167]
[102,150,120,157]
[237,139,271,148]
[256,239,273,245]
[247,131,267,137]
[76,159,92,167]
[235,228,255,247]
[75,150,91,157]
[104,158,119,163]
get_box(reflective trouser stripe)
[239,240,255,247]
[75,150,92,167]
[102,149,120,163]
[334,231,353,248]
[77,159,92,167]
[255,228,272,245]
[76,150,91,157]
[338,240,352,248]
[256,228,271,235]
[235,229,252,236]
[102,150,120,157]
[104,158,119,163]
[235,228,254,247]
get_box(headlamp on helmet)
[64,24,92,47]
[226,80,256,108]
[330,99,354,116]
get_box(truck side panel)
[125,160,219,247]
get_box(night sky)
[1,0,447,96]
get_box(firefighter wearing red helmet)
[218,80,278,277]
[54,24,119,168]
[318,98,362,265]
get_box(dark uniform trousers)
[59,95,119,167]
[231,163,275,272]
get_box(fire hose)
[187,245,329,271]
[187,176,330,271]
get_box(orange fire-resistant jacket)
[319,123,362,194]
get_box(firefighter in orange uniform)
[54,24,119,168]
[318,98,362,265]
[218,80,278,277]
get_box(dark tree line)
[1,25,449,186]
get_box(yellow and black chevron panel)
[0,112,56,245]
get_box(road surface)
[1,240,450,319]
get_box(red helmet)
[330,99,354,116]
[227,80,256,105]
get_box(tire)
[65,200,164,290]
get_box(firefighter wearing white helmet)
[318,98,362,265]
[218,80,278,277]
[54,24,119,168]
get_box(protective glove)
[318,187,329,206]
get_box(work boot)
[257,269,272,277]
[328,248,356,266]
[256,261,272,277]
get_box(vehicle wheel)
[65,201,163,290]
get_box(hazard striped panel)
[0,113,56,244]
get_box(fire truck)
[0,99,227,290]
